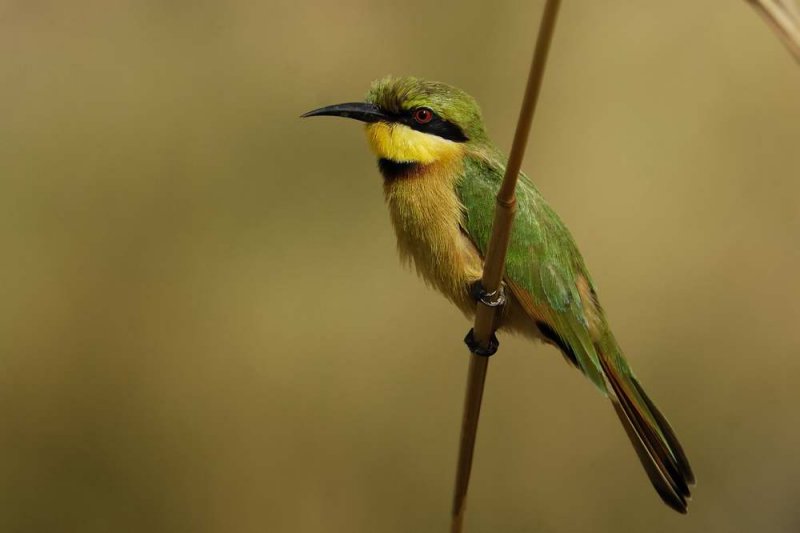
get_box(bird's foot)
[469,280,507,308]
[463,328,499,357]
[463,280,505,356]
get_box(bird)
[302,76,695,513]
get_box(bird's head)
[302,76,486,165]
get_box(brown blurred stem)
[747,0,800,62]
[449,1,562,532]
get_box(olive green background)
[2,1,799,532]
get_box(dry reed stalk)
[449,1,562,532]
[747,0,800,62]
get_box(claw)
[464,328,499,357]
[469,280,507,308]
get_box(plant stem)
[449,1,562,531]
[747,0,800,62]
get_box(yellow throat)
[365,122,464,164]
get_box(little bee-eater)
[303,76,695,513]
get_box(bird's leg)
[468,279,507,309]
[463,280,506,356]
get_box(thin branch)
[747,0,800,62]
[449,1,562,532]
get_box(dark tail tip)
[599,355,695,514]
[632,377,696,487]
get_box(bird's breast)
[381,158,483,313]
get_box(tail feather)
[631,377,696,486]
[609,400,688,513]
[597,351,695,514]
[503,277,695,511]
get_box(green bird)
[303,76,695,513]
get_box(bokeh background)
[2,1,799,532]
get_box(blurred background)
[1,1,799,532]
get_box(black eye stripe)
[407,113,468,142]
[383,109,468,143]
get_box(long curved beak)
[300,102,388,123]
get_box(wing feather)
[457,152,694,512]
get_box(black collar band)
[378,159,419,180]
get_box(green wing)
[457,154,607,391]
[457,154,696,513]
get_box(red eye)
[413,108,433,124]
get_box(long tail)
[597,343,695,513]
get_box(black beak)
[300,102,388,123]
